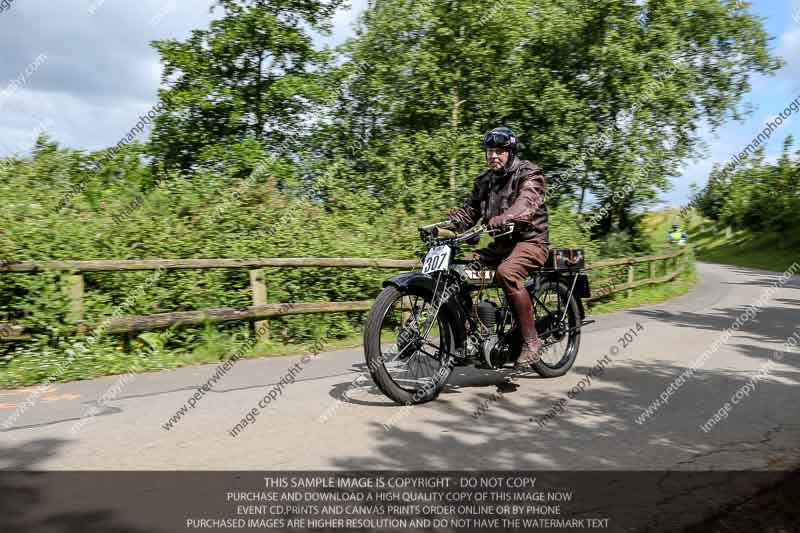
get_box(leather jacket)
[451,155,549,248]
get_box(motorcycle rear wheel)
[528,280,582,378]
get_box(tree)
[149,0,344,173]
[705,135,800,241]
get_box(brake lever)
[487,223,515,238]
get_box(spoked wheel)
[528,280,581,378]
[363,285,455,405]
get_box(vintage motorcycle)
[363,220,594,405]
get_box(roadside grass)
[0,324,375,388]
[691,225,799,273]
[0,317,399,388]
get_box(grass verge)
[587,252,697,316]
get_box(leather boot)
[507,288,544,367]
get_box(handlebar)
[421,220,515,243]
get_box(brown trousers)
[475,241,549,293]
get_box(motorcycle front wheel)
[363,285,455,405]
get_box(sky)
[0,0,797,208]
[673,0,800,206]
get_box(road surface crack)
[675,424,793,467]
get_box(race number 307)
[422,245,451,274]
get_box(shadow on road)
[0,439,159,533]
[714,264,800,289]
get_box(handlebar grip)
[433,228,457,239]
[420,220,454,232]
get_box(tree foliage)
[694,135,800,237]
[318,0,780,229]
[150,0,344,172]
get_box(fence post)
[65,273,85,323]
[626,263,635,298]
[249,269,269,342]
[649,259,655,280]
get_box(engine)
[471,300,511,368]
[474,300,498,332]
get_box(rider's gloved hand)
[448,208,469,229]
[488,213,511,231]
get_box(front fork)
[394,276,470,367]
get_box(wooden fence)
[0,249,686,342]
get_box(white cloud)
[0,0,365,157]
[776,24,800,84]
[0,0,219,155]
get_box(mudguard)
[527,273,588,320]
[382,272,468,355]
[574,274,591,299]
[382,271,435,292]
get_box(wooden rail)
[0,249,686,341]
[76,301,377,335]
[587,252,683,269]
[0,257,419,273]
[587,249,686,301]
[586,269,682,302]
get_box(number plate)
[421,245,452,274]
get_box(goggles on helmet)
[482,131,513,149]
[482,127,519,153]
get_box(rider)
[448,127,549,367]
[667,224,688,246]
